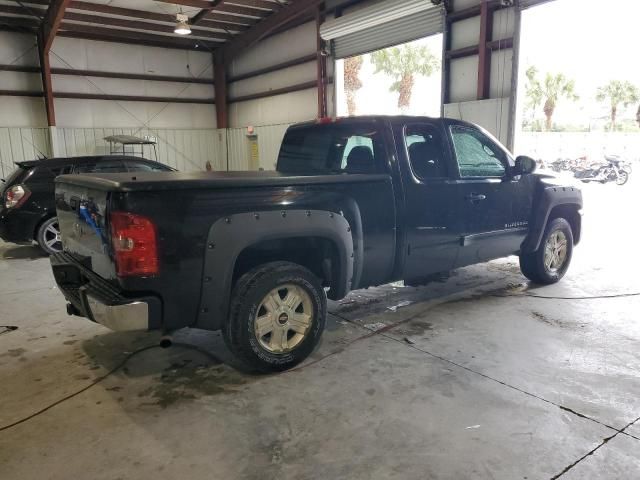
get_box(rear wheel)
[222,261,326,373]
[36,217,62,255]
[520,218,573,285]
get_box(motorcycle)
[574,156,630,185]
[604,154,632,174]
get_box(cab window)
[450,126,507,178]
[404,124,448,180]
[278,124,383,175]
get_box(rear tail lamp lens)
[110,211,159,277]
[5,184,31,209]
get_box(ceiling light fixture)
[174,12,191,35]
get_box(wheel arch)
[522,186,583,253]
[196,210,355,331]
[33,211,57,240]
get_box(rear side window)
[75,160,125,174]
[2,167,27,186]
[125,161,171,172]
[404,124,448,180]
[277,124,384,175]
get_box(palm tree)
[526,68,578,130]
[370,44,439,112]
[524,66,543,129]
[595,80,639,131]
[343,56,364,116]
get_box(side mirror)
[513,156,537,176]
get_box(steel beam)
[213,51,229,128]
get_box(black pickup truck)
[50,116,582,372]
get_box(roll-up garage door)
[517,0,557,10]
[320,0,445,59]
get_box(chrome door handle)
[465,193,487,202]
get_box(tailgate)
[55,179,117,280]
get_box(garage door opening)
[334,34,443,118]
[514,0,640,177]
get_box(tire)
[36,217,63,255]
[519,218,573,285]
[222,261,327,373]
[615,171,629,186]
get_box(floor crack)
[329,311,628,436]
[549,415,640,479]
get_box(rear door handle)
[465,193,487,203]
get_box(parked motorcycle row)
[545,155,633,186]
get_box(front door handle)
[465,193,487,203]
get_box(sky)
[518,0,640,124]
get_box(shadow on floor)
[81,329,260,408]
[1,244,47,260]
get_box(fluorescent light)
[174,13,191,35]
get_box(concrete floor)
[1,178,639,479]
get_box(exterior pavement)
[0,177,638,479]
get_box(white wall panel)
[493,8,516,40]
[489,49,513,98]
[229,62,316,99]
[230,22,316,77]
[50,127,220,172]
[48,37,216,129]
[0,32,46,128]
[445,98,511,147]
[0,128,51,178]
[229,88,318,128]
[449,55,479,103]
[450,17,480,50]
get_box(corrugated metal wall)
[0,128,52,178]
[0,123,291,176]
[53,127,224,172]
[224,123,290,171]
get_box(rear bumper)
[50,252,162,331]
[0,208,37,244]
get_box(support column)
[315,3,328,118]
[213,50,228,129]
[37,32,56,127]
[477,0,494,100]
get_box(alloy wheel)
[254,284,313,354]
[544,230,568,274]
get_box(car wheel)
[519,218,573,285]
[36,217,63,255]
[222,261,326,373]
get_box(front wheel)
[615,171,629,186]
[519,218,574,285]
[222,261,326,373]
[36,217,63,255]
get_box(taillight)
[110,211,158,277]
[5,184,31,209]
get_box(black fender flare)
[196,209,354,331]
[521,185,582,253]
